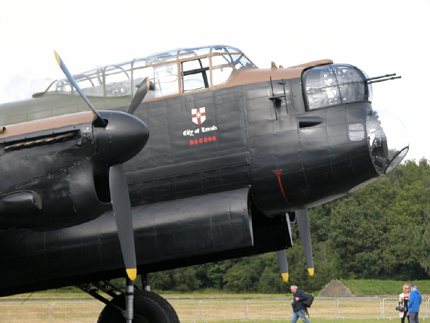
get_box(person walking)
[408,283,422,323]
[290,285,311,323]
[399,284,410,323]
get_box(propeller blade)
[54,51,106,127]
[109,164,137,281]
[276,250,289,282]
[296,209,314,276]
[127,77,150,115]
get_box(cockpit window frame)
[46,45,257,100]
[181,57,210,92]
[302,64,371,112]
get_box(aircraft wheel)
[97,290,179,323]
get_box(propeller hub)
[94,111,149,166]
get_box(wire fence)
[0,297,428,322]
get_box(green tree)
[223,257,264,293]
[257,253,290,293]
[173,267,201,292]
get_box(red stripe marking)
[273,169,293,207]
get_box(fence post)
[245,299,249,320]
[335,298,339,318]
[426,297,429,319]
[49,303,53,322]
[198,300,202,320]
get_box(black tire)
[97,290,179,323]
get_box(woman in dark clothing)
[399,284,410,323]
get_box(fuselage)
[0,45,408,296]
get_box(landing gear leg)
[125,278,134,322]
[79,279,180,323]
[141,273,150,291]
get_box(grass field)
[0,279,427,322]
[343,279,430,296]
[213,321,396,323]
[5,278,427,300]
[188,321,386,323]
[0,294,415,323]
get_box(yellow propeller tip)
[145,77,150,91]
[54,51,61,66]
[308,268,314,276]
[126,268,137,281]
[281,273,289,283]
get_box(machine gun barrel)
[366,73,396,81]
[366,73,401,84]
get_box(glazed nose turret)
[366,110,409,175]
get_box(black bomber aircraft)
[0,45,407,322]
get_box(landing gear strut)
[79,278,179,323]
[125,278,134,322]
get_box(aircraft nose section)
[94,111,149,166]
[366,110,409,175]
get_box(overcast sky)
[0,0,428,161]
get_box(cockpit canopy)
[45,45,256,100]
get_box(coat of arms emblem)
[191,108,206,125]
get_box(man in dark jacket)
[290,285,311,323]
[409,283,422,323]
